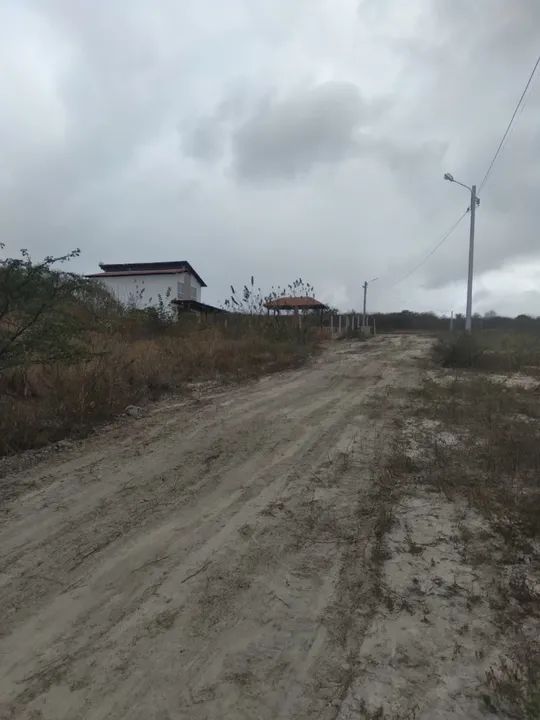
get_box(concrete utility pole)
[465,185,477,333]
[362,282,368,327]
[362,277,378,328]
[450,310,454,332]
[444,173,480,333]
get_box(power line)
[479,53,540,192]
[389,209,469,287]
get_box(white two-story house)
[87,261,209,312]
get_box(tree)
[0,246,90,369]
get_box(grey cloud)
[375,0,540,294]
[231,82,366,179]
[1,0,539,318]
[185,81,444,186]
[183,117,225,161]
[434,0,540,54]
[182,86,250,162]
[1,1,195,260]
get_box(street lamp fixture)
[444,172,477,195]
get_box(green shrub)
[434,333,483,368]
[435,331,540,372]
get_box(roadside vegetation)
[0,248,320,456]
[408,331,540,718]
[435,329,540,371]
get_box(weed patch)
[485,643,540,720]
[0,328,316,456]
[435,331,540,372]
[409,333,540,719]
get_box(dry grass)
[435,330,540,372]
[414,376,540,543]
[484,642,540,719]
[408,334,540,718]
[0,326,315,456]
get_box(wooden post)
[338,315,342,335]
[330,313,334,336]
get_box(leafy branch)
[0,247,90,369]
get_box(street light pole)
[362,281,368,327]
[444,173,480,334]
[465,185,477,333]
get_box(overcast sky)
[1,1,539,315]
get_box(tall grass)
[0,322,317,456]
[425,330,540,542]
[435,330,540,372]
[0,252,323,456]
[418,344,540,718]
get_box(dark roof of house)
[264,296,328,311]
[87,261,206,287]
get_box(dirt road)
[0,336,430,720]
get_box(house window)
[189,276,200,299]
[177,280,184,299]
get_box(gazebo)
[264,296,327,313]
[264,296,328,326]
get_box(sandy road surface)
[0,335,430,720]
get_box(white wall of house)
[97,272,202,308]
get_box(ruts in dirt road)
[1,336,452,719]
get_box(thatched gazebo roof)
[264,296,328,312]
